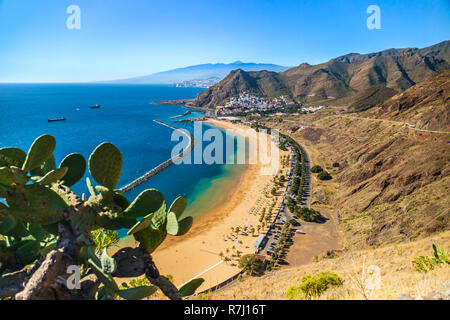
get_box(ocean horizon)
[0,83,248,236]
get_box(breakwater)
[169,110,191,119]
[119,120,195,193]
[173,117,207,123]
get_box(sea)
[0,84,248,236]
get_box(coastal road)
[257,138,312,257]
[298,143,312,209]
[335,114,450,135]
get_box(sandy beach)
[113,119,290,293]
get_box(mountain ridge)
[104,61,290,85]
[194,40,450,109]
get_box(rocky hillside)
[208,231,450,300]
[255,71,449,249]
[195,69,290,109]
[194,40,450,108]
[362,70,450,132]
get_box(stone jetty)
[119,120,194,193]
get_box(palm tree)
[238,254,262,276]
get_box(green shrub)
[317,170,332,180]
[332,162,340,167]
[295,207,321,222]
[285,272,343,300]
[412,244,449,272]
[238,254,263,275]
[311,165,323,173]
[194,293,212,300]
[412,256,435,272]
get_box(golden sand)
[114,119,289,292]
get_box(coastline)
[113,118,288,292]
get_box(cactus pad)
[168,196,187,220]
[118,285,158,300]
[166,211,179,235]
[175,216,193,236]
[86,177,97,196]
[127,212,155,235]
[27,223,48,242]
[133,226,167,254]
[7,220,29,238]
[31,156,56,177]
[36,167,68,185]
[22,135,56,172]
[16,240,41,265]
[113,191,130,211]
[151,202,168,230]
[124,189,165,219]
[60,153,87,187]
[95,214,136,230]
[89,142,123,190]
[0,166,29,187]
[6,184,67,225]
[0,147,26,167]
[179,278,205,297]
[0,214,17,235]
[88,254,119,293]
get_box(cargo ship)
[48,117,66,122]
[90,104,100,109]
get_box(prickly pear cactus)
[0,134,199,300]
[88,142,122,190]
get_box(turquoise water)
[0,84,247,234]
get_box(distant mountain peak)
[106,61,290,86]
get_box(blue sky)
[0,0,449,82]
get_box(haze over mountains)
[107,61,290,86]
[195,40,450,109]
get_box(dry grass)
[203,231,450,300]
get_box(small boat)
[90,104,100,109]
[48,118,66,122]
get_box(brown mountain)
[194,69,289,109]
[255,70,449,249]
[194,40,450,109]
[363,70,450,132]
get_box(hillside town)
[215,91,295,116]
[213,91,328,116]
